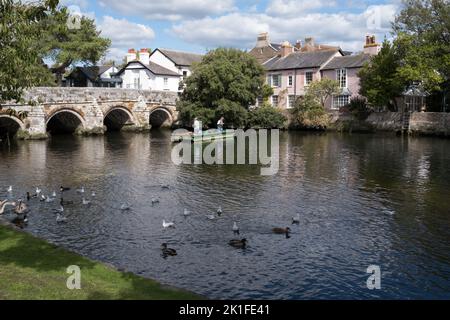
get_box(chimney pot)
[295,40,302,50]
[256,32,270,48]
[280,41,294,58]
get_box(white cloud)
[172,4,398,52]
[265,0,337,17]
[98,16,155,61]
[97,0,236,21]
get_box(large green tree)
[358,39,407,111]
[38,7,111,85]
[0,0,58,107]
[393,0,450,92]
[178,48,272,128]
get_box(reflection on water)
[1,131,450,299]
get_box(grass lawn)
[0,224,201,300]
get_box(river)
[0,130,449,299]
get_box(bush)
[291,96,330,129]
[214,99,248,128]
[246,103,287,129]
[346,96,372,120]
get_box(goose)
[76,187,85,193]
[162,220,175,229]
[161,243,177,256]
[0,200,16,214]
[82,198,91,205]
[35,187,42,195]
[91,191,96,197]
[217,206,223,216]
[53,205,64,213]
[14,200,28,215]
[228,238,247,249]
[45,196,55,203]
[60,186,71,192]
[232,222,239,235]
[52,191,57,197]
[120,204,130,211]
[56,213,68,223]
[7,186,12,193]
[272,227,291,238]
[40,194,46,202]
[292,214,300,224]
[183,208,191,216]
[151,198,160,205]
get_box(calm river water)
[0,130,449,299]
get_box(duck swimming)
[183,208,191,216]
[82,198,91,205]
[56,213,68,223]
[232,222,239,235]
[162,220,175,229]
[228,238,247,249]
[217,206,223,216]
[272,227,291,238]
[120,204,130,211]
[292,214,300,224]
[60,186,70,192]
[7,186,12,193]
[161,243,177,256]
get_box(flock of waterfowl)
[1,184,300,258]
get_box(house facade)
[149,48,203,80]
[65,66,121,87]
[249,33,380,111]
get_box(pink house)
[252,35,380,111]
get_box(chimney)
[295,40,302,50]
[256,32,270,48]
[363,35,381,55]
[139,48,150,65]
[280,41,294,58]
[126,49,137,63]
[305,37,315,48]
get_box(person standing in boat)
[217,116,225,133]
[193,117,202,135]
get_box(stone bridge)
[0,87,179,139]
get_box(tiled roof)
[322,54,372,70]
[263,50,339,71]
[74,66,112,81]
[158,49,203,66]
[116,61,180,76]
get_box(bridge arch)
[0,115,25,139]
[46,109,85,134]
[103,106,135,131]
[150,107,173,128]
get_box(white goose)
[56,213,68,223]
[82,198,91,205]
[292,213,300,225]
[76,187,85,193]
[183,208,191,216]
[7,186,12,193]
[52,191,57,197]
[53,206,64,213]
[91,191,96,197]
[0,200,16,214]
[120,204,130,211]
[35,187,42,195]
[162,220,175,229]
[45,196,55,203]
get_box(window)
[268,74,281,87]
[288,95,296,109]
[305,72,313,86]
[332,95,350,109]
[336,69,347,88]
[272,95,279,107]
[133,77,140,89]
[183,71,188,77]
[257,96,264,107]
[164,77,168,86]
[288,75,293,87]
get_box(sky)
[60,0,403,62]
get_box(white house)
[149,48,203,80]
[116,49,181,91]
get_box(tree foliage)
[0,0,58,106]
[306,78,340,108]
[247,104,287,129]
[178,48,273,128]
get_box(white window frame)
[163,77,169,87]
[288,95,296,109]
[336,68,347,88]
[272,95,279,107]
[332,95,350,109]
[288,75,293,87]
[305,72,313,86]
[268,74,281,88]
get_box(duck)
[56,213,68,223]
[7,186,12,193]
[272,227,291,238]
[35,187,42,195]
[14,200,28,215]
[45,196,55,203]
[151,198,160,205]
[52,191,57,197]
[53,205,64,213]
[76,187,85,194]
[183,208,191,216]
[228,238,247,249]
[217,206,223,216]
[120,204,130,211]
[162,220,175,229]
[292,214,300,224]
[232,222,240,235]
[82,198,91,205]
[91,191,96,197]
[0,200,16,214]
[161,243,177,256]
[40,194,46,202]
[60,186,71,192]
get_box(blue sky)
[61,0,401,62]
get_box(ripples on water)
[0,131,450,299]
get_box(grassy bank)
[0,224,201,300]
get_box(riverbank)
[0,222,201,300]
